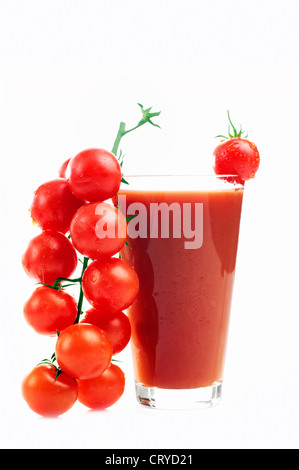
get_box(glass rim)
[120,174,245,190]
[123,173,241,178]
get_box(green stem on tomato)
[75,256,89,324]
[53,276,82,288]
[111,103,161,157]
[111,121,145,156]
[111,121,127,156]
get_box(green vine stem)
[75,256,89,323]
[111,103,161,157]
[112,121,127,156]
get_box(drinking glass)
[118,175,244,409]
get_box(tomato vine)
[22,103,161,416]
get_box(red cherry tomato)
[58,158,71,178]
[81,308,131,354]
[82,258,139,312]
[30,178,83,234]
[77,363,125,410]
[213,138,260,183]
[55,323,113,380]
[23,286,78,336]
[22,364,78,417]
[70,202,127,260]
[22,230,78,285]
[68,148,122,202]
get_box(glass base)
[135,381,222,410]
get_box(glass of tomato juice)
[118,175,244,409]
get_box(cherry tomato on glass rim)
[22,364,78,417]
[81,308,131,355]
[22,230,78,285]
[214,138,260,183]
[23,286,78,336]
[70,202,127,260]
[30,178,83,234]
[77,363,125,410]
[68,148,122,202]
[213,111,260,183]
[55,323,113,380]
[82,258,139,312]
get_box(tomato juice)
[119,178,243,391]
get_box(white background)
[0,0,299,450]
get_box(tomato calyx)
[37,352,63,381]
[37,273,82,292]
[213,111,260,183]
[215,110,248,140]
[137,104,161,129]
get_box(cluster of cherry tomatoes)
[21,148,139,417]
